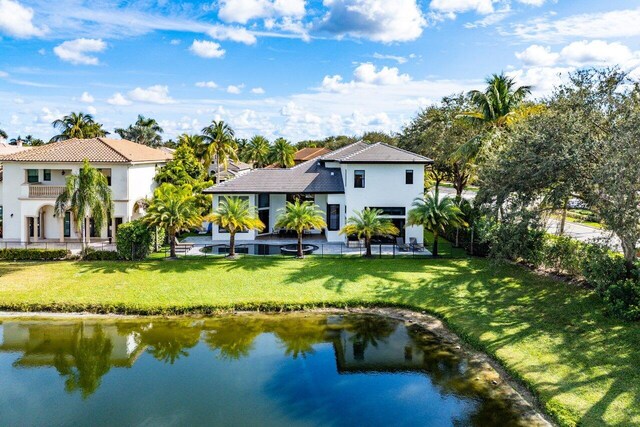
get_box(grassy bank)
[0,256,637,426]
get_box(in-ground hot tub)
[280,244,319,256]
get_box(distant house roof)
[204,141,431,195]
[294,147,332,162]
[0,143,31,156]
[210,160,253,181]
[0,138,173,164]
[204,157,344,194]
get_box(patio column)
[59,215,65,243]
[32,215,38,243]
[112,216,117,242]
[85,218,91,244]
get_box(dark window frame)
[367,207,406,216]
[27,169,39,183]
[327,204,340,231]
[64,212,71,238]
[354,170,365,188]
[43,169,52,182]
[258,193,270,209]
[405,169,414,185]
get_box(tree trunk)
[558,198,568,235]
[620,236,637,273]
[455,228,460,248]
[365,237,372,257]
[229,231,236,257]
[81,217,87,250]
[153,227,159,252]
[169,229,177,258]
[297,232,303,258]
[432,232,439,257]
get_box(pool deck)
[182,236,432,257]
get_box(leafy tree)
[55,160,113,249]
[269,137,295,168]
[275,200,326,257]
[177,133,206,158]
[201,120,238,178]
[114,115,163,147]
[0,128,6,139]
[399,94,477,196]
[144,183,204,258]
[10,135,45,146]
[340,208,399,257]
[407,191,467,256]
[51,112,108,142]
[295,135,357,150]
[361,131,397,145]
[209,196,264,258]
[244,135,271,167]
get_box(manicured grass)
[0,257,637,426]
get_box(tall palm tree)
[115,115,164,147]
[275,200,326,258]
[55,160,113,250]
[201,120,237,179]
[407,191,467,257]
[340,208,399,257]
[51,112,108,142]
[269,137,295,168]
[209,196,264,258]
[144,183,204,258]
[245,135,271,168]
[10,135,24,145]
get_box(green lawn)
[0,256,637,426]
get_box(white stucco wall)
[211,194,258,241]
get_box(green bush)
[151,226,166,252]
[0,248,69,261]
[116,219,154,260]
[541,235,586,276]
[81,248,120,261]
[580,244,628,294]
[602,278,640,321]
[479,214,545,265]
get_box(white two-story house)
[204,141,432,244]
[0,137,172,243]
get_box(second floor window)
[27,169,38,183]
[354,170,365,188]
[43,169,51,181]
[405,170,414,185]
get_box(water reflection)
[0,314,541,426]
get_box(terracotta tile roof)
[0,143,31,156]
[0,138,173,163]
[294,147,332,162]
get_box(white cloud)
[227,84,245,94]
[430,0,495,15]
[39,107,63,123]
[79,91,94,103]
[372,53,411,64]
[509,8,640,42]
[170,39,181,45]
[515,44,559,67]
[0,0,47,38]
[87,106,97,115]
[53,38,106,65]
[196,81,218,89]
[128,85,175,104]
[251,87,265,94]
[320,63,411,93]
[507,66,572,96]
[218,0,305,24]
[317,0,426,42]
[107,92,132,106]
[517,0,547,5]
[0,70,8,78]
[560,40,634,66]
[207,25,257,44]
[189,39,225,58]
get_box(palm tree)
[201,120,237,179]
[51,112,108,142]
[0,129,7,139]
[144,183,204,258]
[209,196,264,258]
[115,115,164,147]
[10,135,24,145]
[275,200,326,258]
[55,160,113,250]
[407,191,467,257]
[245,135,271,167]
[340,208,399,257]
[269,137,295,168]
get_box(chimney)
[16,139,23,148]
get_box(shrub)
[81,248,120,261]
[541,235,586,276]
[478,214,545,265]
[602,278,640,321]
[151,226,166,252]
[580,244,628,294]
[0,248,69,261]
[116,219,154,261]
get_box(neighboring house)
[209,160,253,182]
[294,147,332,165]
[204,141,432,244]
[0,138,172,243]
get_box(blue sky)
[2,0,640,142]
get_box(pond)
[0,313,544,426]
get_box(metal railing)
[28,185,66,198]
[0,241,116,252]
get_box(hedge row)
[0,248,70,261]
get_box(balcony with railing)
[28,185,66,199]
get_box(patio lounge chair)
[409,237,425,251]
[396,237,411,252]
